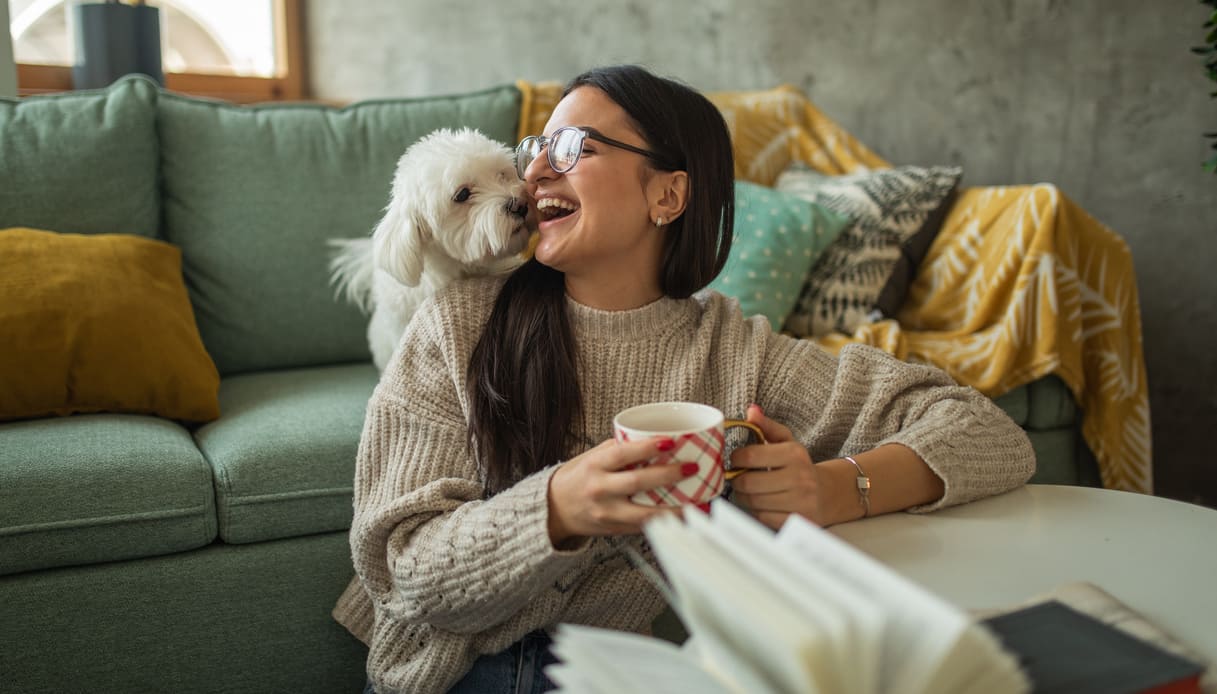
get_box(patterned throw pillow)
[776,164,962,337]
[707,182,851,331]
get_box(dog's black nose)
[507,199,528,219]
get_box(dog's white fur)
[329,128,530,370]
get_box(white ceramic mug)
[613,402,766,508]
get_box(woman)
[334,65,1035,694]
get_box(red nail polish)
[681,462,699,476]
[694,502,711,514]
[657,438,675,452]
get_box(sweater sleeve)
[348,298,588,635]
[757,337,1035,511]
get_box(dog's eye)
[453,187,472,203]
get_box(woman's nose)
[523,149,555,185]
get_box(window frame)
[13,0,305,103]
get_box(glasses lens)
[516,137,541,178]
[548,128,584,173]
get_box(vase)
[72,2,163,89]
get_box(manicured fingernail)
[681,463,699,476]
[749,403,763,415]
[694,502,711,514]
[656,438,675,452]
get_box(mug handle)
[722,419,767,480]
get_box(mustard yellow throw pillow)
[0,228,220,422]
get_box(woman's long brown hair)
[467,65,735,496]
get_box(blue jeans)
[363,630,558,694]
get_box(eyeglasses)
[515,126,666,179]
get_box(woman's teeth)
[537,198,578,220]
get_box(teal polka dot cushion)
[707,181,851,331]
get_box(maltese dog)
[329,128,531,370]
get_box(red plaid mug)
[613,402,767,508]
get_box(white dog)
[329,128,531,370]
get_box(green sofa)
[0,75,1096,693]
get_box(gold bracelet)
[843,455,871,518]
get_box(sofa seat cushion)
[991,375,1077,431]
[157,85,521,375]
[194,363,379,544]
[0,414,217,577]
[1024,375,1078,430]
[0,74,159,238]
[0,531,367,694]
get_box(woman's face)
[523,87,666,294]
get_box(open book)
[546,501,1029,694]
[547,502,1210,694]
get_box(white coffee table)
[830,484,1217,666]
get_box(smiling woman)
[8,0,304,101]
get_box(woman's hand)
[546,437,697,547]
[729,404,828,530]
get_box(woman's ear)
[648,170,689,226]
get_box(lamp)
[71,0,163,89]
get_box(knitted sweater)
[332,277,1035,693]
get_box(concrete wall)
[307,0,1217,505]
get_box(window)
[8,0,304,102]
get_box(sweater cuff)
[880,414,1034,514]
[497,464,592,568]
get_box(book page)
[645,513,833,693]
[694,501,884,694]
[547,624,734,694]
[777,514,1026,694]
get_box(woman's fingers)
[593,436,674,472]
[729,440,807,472]
[745,403,794,443]
[730,466,792,494]
[721,407,829,526]
[550,437,697,538]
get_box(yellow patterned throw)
[516,81,1151,493]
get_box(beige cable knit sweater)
[332,276,1035,693]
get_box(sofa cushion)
[193,364,379,544]
[157,85,522,375]
[0,531,367,694]
[707,181,851,330]
[1025,375,1077,430]
[991,385,1029,427]
[0,414,217,576]
[777,164,962,337]
[0,74,159,238]
[0,228,220,423]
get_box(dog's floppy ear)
[372,199,429,287]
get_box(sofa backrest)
[0,75,159,238]
[2,75,522,377]
[157,82,521,375]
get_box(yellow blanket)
[516,81,1152,493]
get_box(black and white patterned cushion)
[776,164,962,337]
